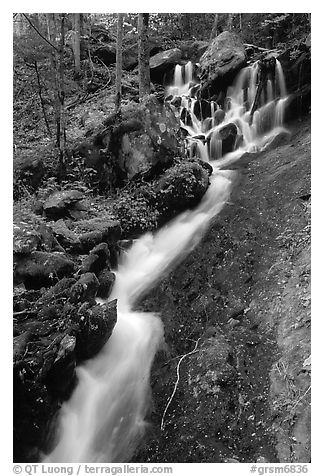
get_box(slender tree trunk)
[115,13,123,116]
[227,13,234,31]
[46,13,61,146]
[210,13,219,40]
[46,13,66,173]
[56,12,67,178]
[34,61,51,136]
[72,13,81,77]
[138,13,150,99]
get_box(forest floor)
[134,115,311,463]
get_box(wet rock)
[154,161,209,218]
[43,190,88,220]
[150,48,182,83]
[196,159,213,176]
[44,335,76,399]
[13,276,117,461]
[180,108,193,127]
[277,44,311,120]
[214,109,225,125]
[170,96,182,108]
[69,273,100,304]
[14,251,75,289]
[75,299,117,361]
[193,99,212,121]
[97,269,116,299]
[80,242,111,276]
[200,31,246,97]
[217,123,238,155]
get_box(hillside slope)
[135,116,311,463]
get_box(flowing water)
[45,57,288,463]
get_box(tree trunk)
[138,13,150,99]
[58,13,66,167]
[72,13,81,77]
[210,13,218,40]
[46,14,61,145]
[46,13,66,174]
[227,13,234,31]
[34,61,51,136]
[115,13,123,116]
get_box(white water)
[45,58,289,463]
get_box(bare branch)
[22,13,58,52]
[160,338,201,431]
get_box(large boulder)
[214,122,238,156]
[150,48,182,83]
[74,299,117,360]
[106,95,181,180]
[93,40,162,71]
[200,31,246,98]
[51,216,121,258]
[14,251,75,289]
[154,160,209,219]
[43,190,88,220]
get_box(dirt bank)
[134,116,311,463]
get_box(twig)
[13,310,34,317]
[244,43,274,52]
[291,385,311,413]
[95,57,112,88]
[22,13,58,52]
[160,338,201,431]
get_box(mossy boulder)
[154,160,210,218]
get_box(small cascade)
[173,56,289,162]
[167,61,197,97]
[275,59,287,98]
[174,64,183,88]
[44,55,290,464]
[184,61,193,84]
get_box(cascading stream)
[45,56,288,463]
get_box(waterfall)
[174,64,183,88]
[275,59,287,98]
[184,61,193,84]
[44,57,289,464]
